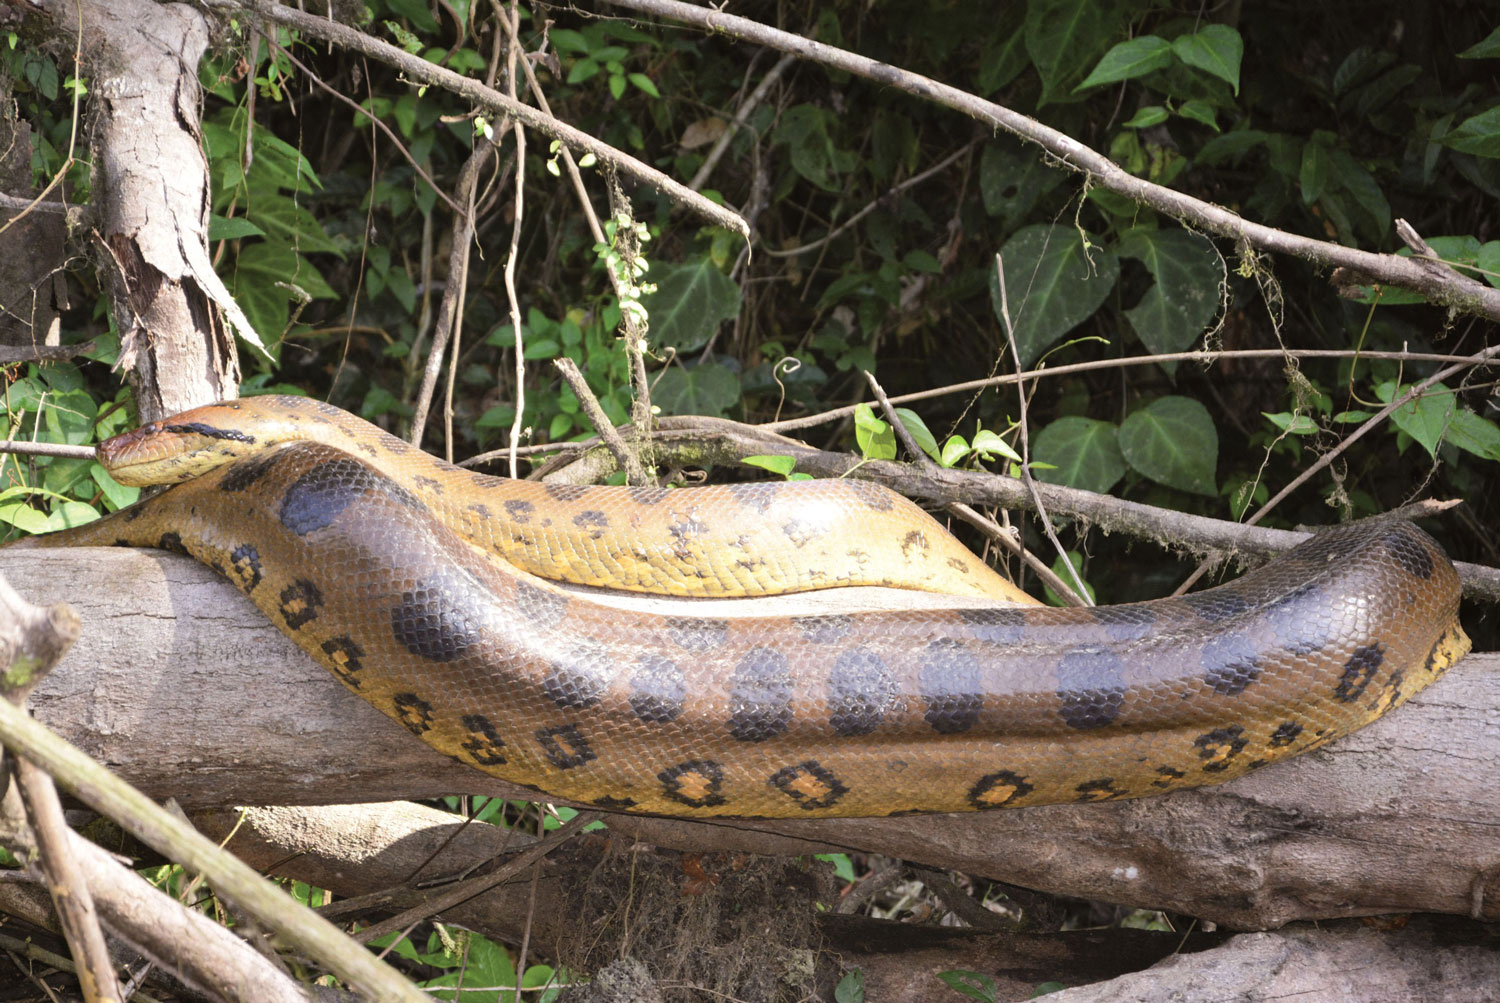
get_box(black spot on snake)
[412,474,443,495]
[543,482,590,502]
[628,485,671,505]
[458,714,508,766]
[629,654,686,723]
[954,606,1029,644]
[503,499,535,524]
[727,483,775,513]
[659,760,726,808]
[218,450,285,492]
[515,580,570,630]
[392,692,434,735]
[1151,765,1187,788]
[845,478,895,512]
[572,510,610,538]
[163,421,255,443]
[228,544,262,592]
[967,771,1034,809]
[920,638,983,735]
[668,517,709,554]
[391,567,487,662]
[1056,646,1126,730]
[1193,725,1248,772]
[1384,525,1434,580]
[728,646,794,742]
[1200,628,1264,696]
[1181,591,1251,623]
[1333,644,1384,703]
[900,530,927,559]
[536,724,595,769]
[542,641,612,710]
[793,614,854,645]
[1269,721,1303,747]
[466,502,491,520]
[320,635,364,689]
[278,579,323,630]
[828,647,896,737]
[591,795,637,809]
[157,531,188,555]
[279,459,368,535]
[1075,778,1127,801]
[768,760,849,811]
[664,617,728,651]
[782,518,819,548]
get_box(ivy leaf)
[989,223,1120,368]
[1458,26,1500,59]
[1443,106,1500,158]
[1074,36,1173,92]
[970,429,1022,463]
[742,455,798,477]
[1122,106,1169,129]
[895,408,941,462]
[1176,99,1220,131]
[1118,396,1218,495]
[1033,416,1126,494]
[640,258,741,353]
[1172,24,1243,94]
[940,435,971,467]
[652,363,740,418]
[1117,228,1222,367]
[1025,0,1137,106]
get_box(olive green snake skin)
[21,396,1470,817]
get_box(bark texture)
[29,0,241,417]
[4,545,1498,931]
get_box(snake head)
[98,399,281,486]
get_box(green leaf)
[1117,228,1222,363]
[742,454,798,478]
[90,465,139,511]
[1445,408,1500,461]
[0,502,51,534]
[628,72,660,97]
[208,215,265,241]
[1262,411,1318,435]
[940,435,971,467]
[1459,27,1500,59]
[835,968,866,1003]
[1033,416,1126,494]
[1442,106,1500,158]
[639,258,742,353]
[1172,24,1243,94]
[1333,410,1372,424]
[773,104,853,191]
[46,500,99,531]
[1118,396,1218,495]
[1374,380,1499,460]
[979,140,1065,227]
[1031,982,1068,998]
[1176,99,1219,131]
[970,429,1022,463]
[1193,128,1269,166]
[1074,36,1172,92]
[938,968,998,1002]
[1045,550,1095,606]
[1025,0,1137,106]
[895,408,941,462]
[1327,149,1391,240]
[1300,139,1331,204]
[652,364,740,418]
[854,403,896,461]
[989,223,1120,368]
[1477,241,1500,288]
[1122,106,1169,129]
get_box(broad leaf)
[640,258,741,353]
[1033,416,1126,494]
[1074,36,1172,92]
[989,223,1120,368]
[1025,0,1139,106]
[1118,228,1222,366]
[1118,396,1218,495]
[652,363,740,418]
[1172,24,1243,94]
[1443,106,1500,158]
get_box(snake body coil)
[25,398,1469,818]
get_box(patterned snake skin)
[21,399,1470,817]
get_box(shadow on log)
[5,547,1498,931]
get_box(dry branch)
[4,546,1496,931]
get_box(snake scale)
[22,396,1470,818]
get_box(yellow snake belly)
[94,395,1034,604]
[24,439,1469,818]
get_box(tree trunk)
[5,545,1497,931]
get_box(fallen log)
[5,546,1497,929]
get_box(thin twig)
[688,53,795,192]
[231,0,747,238]
[0,441,96,461]
[995,253,1089,605]
[605,0,1500,321]
[351,811,597,944]
[552,358,646,483]
[0,342,95,364]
